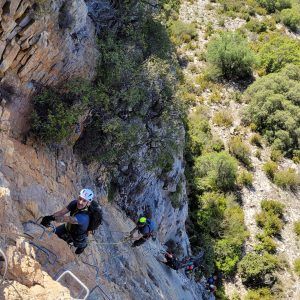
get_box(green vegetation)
[270,149,283,162]
[31,81,92,143]
[243,64,300,157]
[256,34,300,74]
[216,0,265,19]
[170,181,183,208]
[256,211,284,236]
[256,0,291,13]
[169,20,197,45]
[186,108,246,277]
[212,110,233,127]
[237,169,254,186]
[263,161,278,180]
[195,192,248,275]
[294,258,300,276]
[261,199,284,216]
[254,234,277,253]
[294,221,300,236]
[206,31,256,80]
[245,19,268,33]
[238,252,279,286]
[228,136,252,167]
[194,151,238,192]
[274,168,300,190]
[256,199,285,236]
[244,288,273,300]
[280,8,300,31]
[250,133,263,147]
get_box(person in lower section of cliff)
[163,251,181,270]
[41,188,94,255]
[129,217,156,247]
[206,275,218,294]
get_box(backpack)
[87,201,103,232]
[145,219,155,233]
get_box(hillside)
[0,0,299,299]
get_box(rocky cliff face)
[0,132,204,299]
[0,0,97,135]
[0,1,202,299]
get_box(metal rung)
[56,270,90,300]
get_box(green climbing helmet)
[138,217,147,224]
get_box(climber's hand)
[40,215,55,227]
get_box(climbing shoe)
[75,247,86,255]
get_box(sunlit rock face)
[0,0,97,135]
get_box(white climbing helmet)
[79,188,94,202]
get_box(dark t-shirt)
[67,200,90,233]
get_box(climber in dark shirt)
[41,188,94,254]
[163,251,181,270]
[129,217,156,247]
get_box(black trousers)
[55,224,87,249]
[132,236,148,247]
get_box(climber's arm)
[52,207,78,224]
[54,215,78,224]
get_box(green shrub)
[228,136,252,167]
[170,181,183,208]
[293,150,300,164]
[257,34,300,74]
[263,161,278,180]
[274,168,300,189]
[270,149,283,162]
[206,137,225,153]
[208,90,222,103]
[206,31,256,80]
[31,82,91,143]
[169,20,197,45]
[243,65,300,157]
[280,8,300,32]
[244,288,273,300]
[238,252,279,286]
[213,110,233,127]
[194,151,238,191]
[245,19,268,33]
[214,237,243,275]
[204,22,215,39]
[261,199,285,217]
[186,107,211,157]
[237,170,254,186]
[294,258,300,276]
[257,0,291,13]
[255,149,261,159]
[197,192,247,275]
[141,18,172,59]
[250,133,263,147]
[256,211,284,236]
[294,221,300,236]
[255,234,277,253]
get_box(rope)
[89,285,112,300]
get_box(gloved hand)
[41,215,55,227]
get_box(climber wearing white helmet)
[41,188,94,254]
